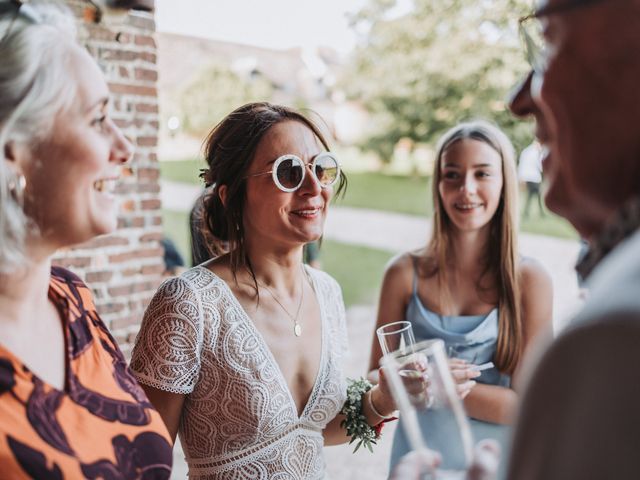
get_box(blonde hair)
[426,120,521,374]
[0,1,77,273]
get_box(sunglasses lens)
[314,154,339,186]
[276,157,304,190]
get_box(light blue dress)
[388,262,512,477]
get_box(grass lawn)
[160,159,205,185]
[321,240,394,306]
[162,209,393,307]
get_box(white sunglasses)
[245,152,341,192]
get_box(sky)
[155,0,369,54]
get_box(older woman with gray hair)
[0,1,172,477]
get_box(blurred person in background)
[517,140,544,219]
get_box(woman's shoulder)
[518,256,552,286]
[151,266,232,307]
[383,250,425,283]
[518,256,553,301]
[305,265,340,293]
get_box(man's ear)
[218,184,228,208]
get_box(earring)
[7,172,26,206]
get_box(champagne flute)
[376,320,416,356]
[382,339,474,479]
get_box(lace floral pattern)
[130,266,348,479]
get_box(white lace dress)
[130,266,348,479]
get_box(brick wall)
[52,1,163,358]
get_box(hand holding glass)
[382,339,474,478]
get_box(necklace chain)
[258,266,305,337]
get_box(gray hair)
[0,1,78,272]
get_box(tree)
[178,63,274,138]
[341,0,534,161]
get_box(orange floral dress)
[0,267,172,479]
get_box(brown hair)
[201,102,347,285]
[426,120,521,374]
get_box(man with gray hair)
[506,0,640,477]
[394,0,640,477]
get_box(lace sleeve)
[332,277,350,359]
[130,275,204,394]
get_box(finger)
[456,380,476,398]
[390,449,442,480]
[467,439,501,480]
[451,369,481,382]
[449,358,469,367]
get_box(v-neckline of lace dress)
[206,265,327,421]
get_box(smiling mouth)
[454,203,483,211]
[292,207,322,217]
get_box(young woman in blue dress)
[368,120,553,474]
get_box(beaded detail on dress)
[130,266,348,479]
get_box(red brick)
[134,280,160,294]
[98,302,126,314]
[135,35,156,48]
[51,257,93,268]
[136,136,157,147]
[139,52,158,64]
[135,103,158,114]
[122,267,141,277]
[86,25,117,42]
[137,167,159,181]
[139,247,164,259]
[118,216,145,228]
[113,118,129,129]
[86,235,130,248]
[134,68,158,82]
[100,48,140,62]
[108,284,133,297]
[86,271,114,283]
[141,264,164,275]
[140,232,163,243]
[140,199,161,210]
[108,83,157,97]
[109,252,135,264]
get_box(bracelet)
[367,389,392,420]
[340,378,379,453]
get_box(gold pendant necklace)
[259,266,305,337]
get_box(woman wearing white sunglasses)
[131,102,397,479]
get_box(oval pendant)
[294,323,302,337]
